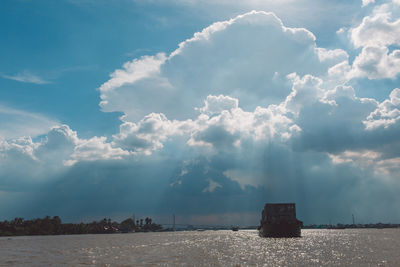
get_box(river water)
[1,229,399,266]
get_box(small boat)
[231,227,239,231]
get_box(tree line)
[0,216,162,236]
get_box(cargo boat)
[259,203,303,237]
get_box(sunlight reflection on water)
[0,229,399,266]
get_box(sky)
[1,0,400,226]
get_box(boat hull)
[259,221,302,237]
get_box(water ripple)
[0,229,399,266]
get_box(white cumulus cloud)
[346,1,400,79]
[364,88,400,129]
[351,46,400,79]
[362,0,375,7]
[99,11,347,122]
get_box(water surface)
[1,229,399,266]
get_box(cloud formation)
[1,71,49,84]
[0,105,59,139]
[1,6,400,224]
[364,88,400,129]
[99,11,347,121]
[347,1,400,79]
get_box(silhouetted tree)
[0,215,162,236]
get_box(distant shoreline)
[1,216,399,237]
[303,223,400,229]
[0,216,161,237]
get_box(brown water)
[0,229,399,266]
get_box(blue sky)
[0,0,202,138]
[1,0,400,225]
